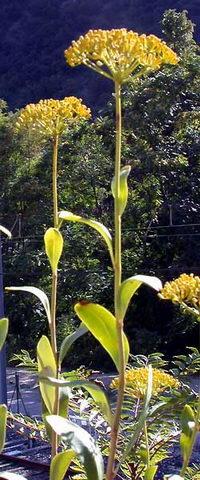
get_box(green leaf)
[0,318,8,351]
[164,476,184,480]
[0,404,7,452]
[74,302,129,371]
[111,165,131,215]
[50,450,75,480]
[0,474,28,480]
[74,381,112,426]
[59,324,88,366]
[144,465,158,480]
[44,228,63,273]
[59,387,70,419]
[118,275,162,320]
[59,211,114,265]
[37,336,57,413]
[0,225,11,238]
[5,286,51,326]
[47,415,104,480]
[39,376,112,426]
[180,404,195,463]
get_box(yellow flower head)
[65,29,178,84]
[16,97,91,138]
[111,367,179,398]
[159,274,200,313]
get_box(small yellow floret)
[65,29,178,84]
[111,367,179,398]
[16,97,91,138]
[159,274,200,313]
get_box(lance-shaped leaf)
[0,404,7,452]
[5,286,51,326]
[59,386,71,419]
[0,225,11,238]
[59,324,88,366]
[37,336,56,413]
[39,376,112,426]
[44,228,63,273]
[111,165,131,215]
[164,476,184,480]
[74,302,129,371]
[50,450,76,480]
[59,211,114,265]
[144,466,158,480]
[180,404,196,467]
[0,318,9,351]
[47,415,104,480]
[118,275,162,320]
[0,474,28,480]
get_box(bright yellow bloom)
[16,97,91,138]
[65,29,178,84]
[159,274,200,315]
[111,367,179,398]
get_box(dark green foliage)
[162,9,197,53]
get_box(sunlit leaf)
[47,415,104,480]
[118,275,162,319]
[164,476,184,480]
[59,324,88,366]
[5,286,51,326]
[0,225,11,238]
[180,404,196,465]
[0,474,28,480]
[111,165,131,215]
[0,318,8,351]
[37,336,56,413]
[59,211,114,265]
[144,465,158,480]
[44,228,63,273]
[74,302,129,371]
[39,376,112,425]
[50,450,75,480]
[0,404,7,452]
[59,387,71,419]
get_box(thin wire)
[1,230,200,242]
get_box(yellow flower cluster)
[159,274,200,312]
[16,97,91,138]
[65,29,178,84]
[111,367,179,398]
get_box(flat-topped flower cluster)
[65,29,178,84]
[111,367,179,398]
[16,97,91,138]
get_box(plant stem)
[106,82,126,480]
[50,134,59,458]
[52,135,59,229]
[144,421,150,468]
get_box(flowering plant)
[3,26,199,480]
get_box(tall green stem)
[106,82,126,480]
[52,135,59,229]
[144,421,150,468]
[50,134,59,458]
